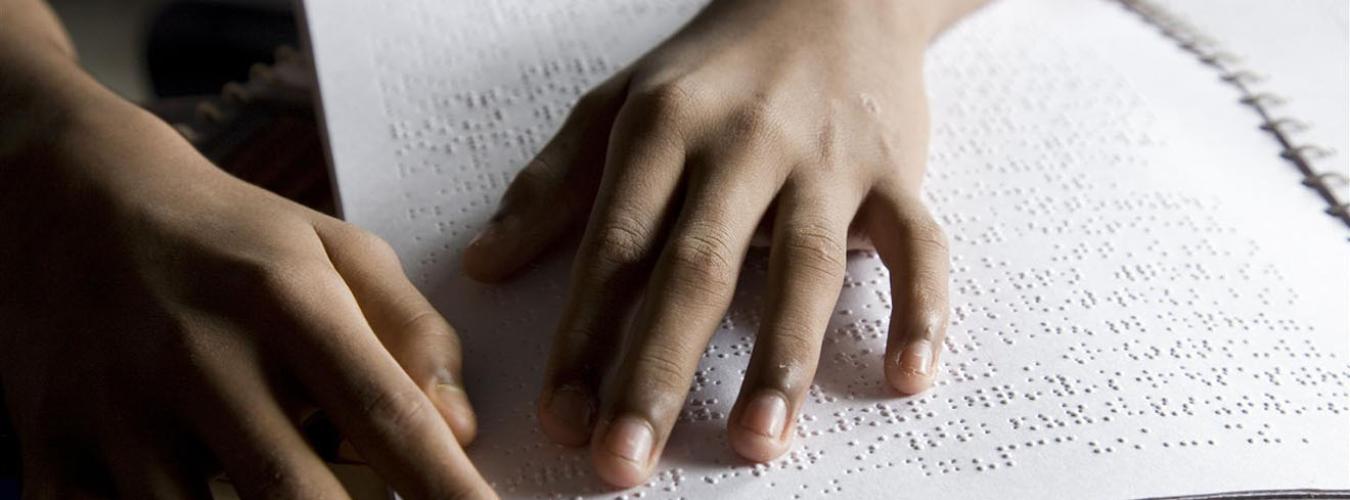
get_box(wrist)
[0,48,117,165]
[0,62,202,215]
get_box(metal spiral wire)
[1116,0,1350,230]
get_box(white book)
[299,0,1350,497]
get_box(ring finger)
[727,177,859,462]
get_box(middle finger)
[589,154,780,488]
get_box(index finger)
[268,257,495,500]
[316,222,477,444]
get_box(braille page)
[1154,0,1350,199]
[300,0,1350,498]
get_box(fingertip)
[885,340,938,396]
[886,366,934,396]
[432,384,479,446]
[592,455,647,490]
[591,416,654,489]
[537,385,595,447]
[729,430,792,463]
[728,391,792,462]
[461,225,513,283]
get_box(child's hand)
[464,0,978,488]
[0,95,495,499]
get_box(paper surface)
[301,0,1350,498]
[1156,0,1350,190]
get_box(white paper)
[300,0,1350,497]
[1155,0,1349,192]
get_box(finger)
[590,162,779,488]
[863,186,951,395]
[271,260,495,500]
[462,75,628,282]
[537,90,688,447]
[316,223,477,445]
[728,180,856,462]
[177,340,349,500]
[109,454,211,500]
[105,430,212,499]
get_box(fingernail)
[434,367,472,410]
[900,339,935,376]
[603,416,653,464]
[468,222,499,249]
[434,383,469,408]
[546,386,595,433]
[434,383,477,439]
[740,392,788,438]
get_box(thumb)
[462,74,628,282]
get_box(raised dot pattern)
[307,0,1350,497]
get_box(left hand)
[463,0,971,488]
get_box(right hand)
[0,92,496,499]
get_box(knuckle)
[897,202,949,255]
[258,262,333,298]
[627,81,699,126]
[767,324,820,364]
[225,256,306,294]
[667,226,737,290]
[906,218,950,257]
[347,227,401,265]
[400,309,458,347]
[153,316,219,382]
[780,221,847,281]
[727,100,784,143]
[363,385,436,431]
[587,216,652,267]
[634,345,693,394]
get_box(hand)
[0,94,496,498]
[463,0,969,488]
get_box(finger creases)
[863,188,952,396]
[314,223,480,445]
[276,232,494,499]
[536,113,687,449]
[588,165,777,488]
[730,183,857,463]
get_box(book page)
[300,0,1350,497]
[1155,0,1349,196]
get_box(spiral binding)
[1115,0,1350,230]
[159,45,334,214]
[170,45,315,153]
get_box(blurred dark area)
[1,1,332,497]
[1,395,14,499]
[147,1,299,98]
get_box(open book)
[299,0,1350,497]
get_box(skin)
[463,0,986,489]
[0,0,494,498]
[0,0,986,495]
